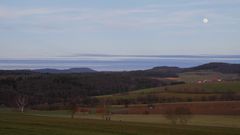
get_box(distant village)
[197,78,222,84]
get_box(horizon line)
[1,54,240,60]
[65,54,240,58]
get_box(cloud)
[0,8,40,18]
[0,6,165,30]
[0,5,159,19]
[0,1,239,31]
[147,0,240,8]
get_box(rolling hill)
[33,68,97,73]
[149,62,240,74]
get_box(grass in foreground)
[5,108,239,128]
[1,110,240,135]
[78,114,240,128]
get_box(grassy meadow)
[1,108,240,135]
[4,108,237,128]
[96,81,240,103]
[178,71,239,83]
[1,71,239,135]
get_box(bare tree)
[71,105,78,119]
[175,107,192,125]
[70,99,79,119]
[102,98,112,121]
[164,108,178,125]
[164,107,192,125]
[16,95,28,112]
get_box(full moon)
[203,18,209,24]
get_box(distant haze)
[0,55,239,71]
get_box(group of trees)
[0,72,176,110]
[99,92,240,106]
[164,107,192,125]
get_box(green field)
[79,114,240,128]
[1,74,239,135]
[126,81,240,94]
[96,81,240,103]
[178,71,239,83]
[1,109,240,135]
[5,108,238,128]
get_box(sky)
[0,0,240,58]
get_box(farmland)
[96,81,240,104]
[1,109,240,135]
[178,71,239,83]
[0,64,240,135]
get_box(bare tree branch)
[16,95,28,112]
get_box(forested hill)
[0,72,175,107]
[34,68,96,73]
[1,62,239,75]
[149,62,240,74]
[0,62,239,108]
[188,63,240,73]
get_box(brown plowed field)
[112,101,240,115]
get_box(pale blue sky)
[0,0,240,58]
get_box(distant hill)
[33,68,97,73]
[148,66,183,73]
[0,62,239,74]
[0,70,33,75]
[149,62,240,74]
[189,62,240,74]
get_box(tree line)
[0,72,179,109]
